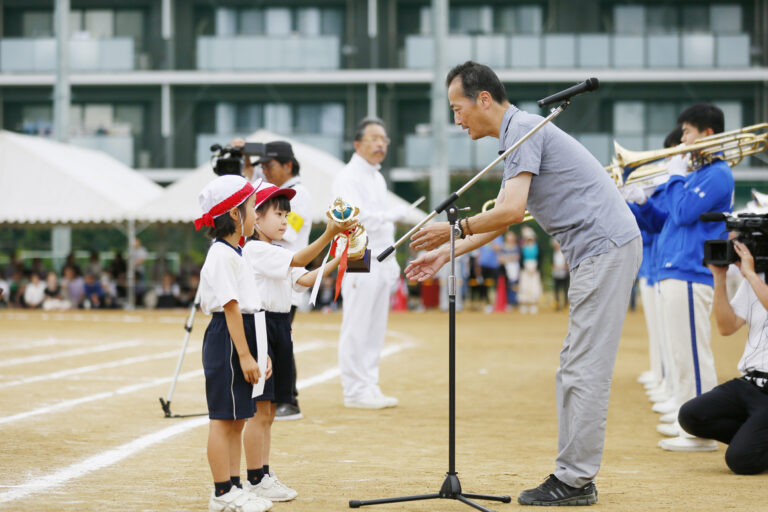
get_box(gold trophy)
[327,198,371,272]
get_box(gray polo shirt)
[500,105,639,269]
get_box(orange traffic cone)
[493,274,507,313]
[392,277,408,312]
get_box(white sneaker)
[657,421,680,437]
[268,472,298,500]
[659,411,677,424]
[659,436,717,452]
[248,474,296,502]
[372,389,399,407]
[344,396,395,409]
[652,397,677,414]
[649,390,671,403]
[240,482,274,510]
[210,486,271,512]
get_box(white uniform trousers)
[338,262,392,401]
[639,278,663,383]
[657,279,717,410]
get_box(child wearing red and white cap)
[240,181,354,502]
[195,175,273,512]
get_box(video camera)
[210,142,266,176]
[702,212,768,273]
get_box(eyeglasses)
[363,135,391,145]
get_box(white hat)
[194,175,258,230]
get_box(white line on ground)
[0,341,411,505]
[0,339,332,423]
[0,338,61,352]
[0,340,143,368]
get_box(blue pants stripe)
[687,282,702,396]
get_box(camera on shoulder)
[209,142,266,176]
[702,212,768,272]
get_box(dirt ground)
[0,305,763,512]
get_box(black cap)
[256,141,295,164]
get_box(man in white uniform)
[256,141,312,420]
[333,117,406,409]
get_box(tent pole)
[126,219,136,310]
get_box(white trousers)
[338,262,393,401]
[657,279,717,409]
[639,278,663,383]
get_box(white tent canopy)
[0,130,162,224]
[134,130,426,225]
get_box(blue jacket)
[637,230,657,284]
[629,159,733,286]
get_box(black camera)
[210,142,266,176]
[702,212,768,273]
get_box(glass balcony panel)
[647,35,679,68]
[446,133,473,169]
[578,34,610,68]
[711,5,742,33]
[682,34,714,68]
[197,36,339,70]
[473,135,502,169]
[448,36,473,65]
[614,102,645,135]
[70,135,134,167]
[320,104,344,136]
[716,34,749,68]
[612,35,644,68]
[475,35,507,68]
[544,34,576,68]
[404,35,432,68]
[509,35,541,68]
[577,133,612,166]
[404,134,432,168]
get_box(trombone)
[481,198,535,223]
[607,123,768,188]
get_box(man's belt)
[743,370,768,392]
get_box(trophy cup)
[327,198,371,273]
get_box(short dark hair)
[663,125,683,148]
[275,156,300,176]
[256,195,292,215]
[677,103,724,135]
[207,202,250,240]
[445,61,507,104]
[354,116,386,142]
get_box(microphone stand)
[351,101,571,512]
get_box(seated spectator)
[87,251,103,277]
[83,273,105,309]
[62,265,85,308]
[100,271,118,309]
[676,241,768,472]
[23,272,46,308]
[155,272,181,308]
[42,271,71,311]
[0,271,8,306]
[179,273,200,308]
[8,269,25,307]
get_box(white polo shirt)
[276,176,312,307]
[730,273,768,374]
[243,240,306,313]
[199,240,261,315]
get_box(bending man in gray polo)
[406,61,641,506]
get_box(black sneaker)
[518,474,597,506]
[274,403,303,421]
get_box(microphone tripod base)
[349,472,511,511]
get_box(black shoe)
[518,474,597,506]
[274,402,302,421]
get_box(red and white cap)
[194,175,258,230]
[254,180,296,210]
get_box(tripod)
[349,204,510,512]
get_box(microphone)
[537,78,600,107]
[699,212,729,222]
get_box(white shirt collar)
[350,152,381,174]
[283,176,301,188]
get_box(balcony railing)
[404,33,750,69]
[196,133,344,167]
[0,38,134,72]
[196,36,341,71]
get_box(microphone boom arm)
[377,100,571,262]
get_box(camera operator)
[677,241,768,474]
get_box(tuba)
[607,123,768,188]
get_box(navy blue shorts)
[254,311,294,404]
[203,312,260,420]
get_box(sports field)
[0,307,760,511]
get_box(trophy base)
[346,249,371,273]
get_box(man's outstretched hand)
[404,250,449,282]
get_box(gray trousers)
[554,236,642,488]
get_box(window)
[215,7,344,36]
[22,11,53,38]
